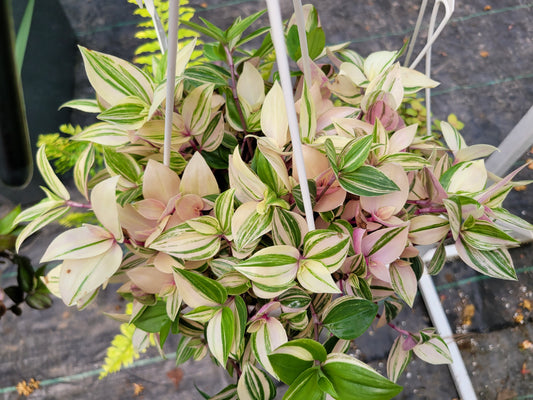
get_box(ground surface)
[1,0,533,399]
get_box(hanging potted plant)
[12,2,532,399]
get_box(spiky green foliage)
[100,321,142,378]
[128,0,204,70]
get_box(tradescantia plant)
[13,4,533,399]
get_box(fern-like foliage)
[99,322,141,379]
[127,0,204,71]
[37,124,104,175]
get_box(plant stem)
[230,359,242,378]
[65,200,92,209]
[224,46,248,136]
[315,173,336,203]
[309,301,321,342]
[415,207,447,215]
[376,313,411,337]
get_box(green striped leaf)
[217,271,251,296]
[207,306,234,367]
[455,236,517,280]
[228,296,247,358]
[207,384,238,400]
[408,215,449,246]
[338,166,399,197]
[386,335,412,383]
[299,81,316,144]
[322,297,378,340]
[214,189,236,235]
[15,206,69,252]
[297,259,340,294]
[173,268,227,307]
[322,353,402,400]
[324,138,339,175]
[269,339,327,385]
[40,225,113,262]
[379,152,429,171]
[440,121,465,152]
[232,205,273,251]
[234,245,299,287]
[14,197,64,226]
[272,208,306,248]
[59,243,122,306]
[36,146,70,200]
[282,367,325,400]
[72,122,130,146]
[103,147,141,184]
[176,336,200,366]
[184,305,219,324]
[198,111,225,152]
[338,135,373,173]
[73,144,95,200]
[183,83,214,135]
[251,318,288,378]
[412,333,452,365]
[60,99,101,113]
[149,223,221,261]
[279,287,311,312]
[442,198,461,241]
[389,262,417,307]
[229,148,268,203]
[303,229,350,272]
[237,363,276,400]
[184,63,231,87]
[79,46,153,105]
[491,207,533,236]
[462,220,519,251]
[97,96,149,130]
[427,240,446,275]
[252,281,295,299]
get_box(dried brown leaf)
[480,50,490,58]
[133,383,144,396]
[461,304,475,326]
[484,5,492,11]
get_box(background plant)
[11,3,532,400]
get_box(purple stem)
[66,200,92,209]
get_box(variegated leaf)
[150,223,220,261]
[462,220,519,251]
[299,81,316,143]
[272,208,307,248]
[303,229,350,272]
[232,203,273,251]
[182,83,214,135]
[440,121,465,153]
[97,96,148,129]
[173,268,227,307]
[440,160,487,194]
[412,334,452,365]
[455,236,517,280]
[297,259,340,294]
[59,243,122,306]
[14,197,65,225]
[234,245,299,287]
[237,363,276,400]
[74,144,95,200]
[338,135,373,173]
[427,240,446,275]
[91,176,123,241]
[250,317,288,378]
[442,198,461,241]
[338,166,399,197]
[389,262,417,307]
[180,152,220,197]
[261,81,288,148]
[214,189,236,235]
[41,225,114,262]
[363,225,408,265]
[36,146,70,200]
[207,307,234,367]
[72,122,130,146]
[184,305,219,324]
[15,206,69,252]
[60,99,101,113]
[217,271,250,295]
[103,148,142,184]
[408,215,449,246]
[228,147,267,203]
[386,335,412,383]
[79,46,153,105]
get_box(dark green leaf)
[4,286,24,304]
[322,355,402,400]
[181,19,225,42]
[283,367,325,400]
[269,339,327,384]
[322,297,378,340]
[132,301,171,333]
[0,205,21,235]
[16,255,35,293]
[25,292,52,310]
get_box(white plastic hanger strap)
[265,0,316,231]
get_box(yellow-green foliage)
[99,322,141,379]
[128,0,204,70]
[58,211,98,228]
[37,124,104,175]
[400,96,465,136]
